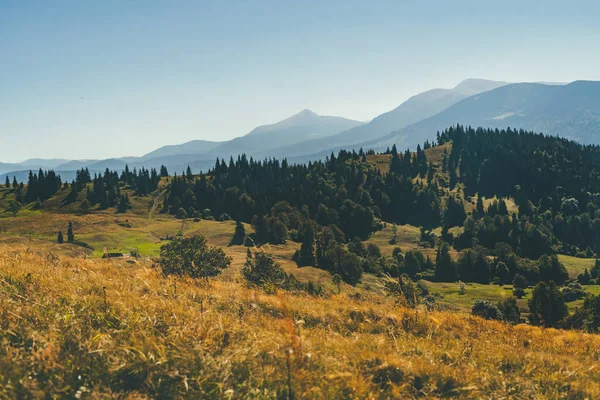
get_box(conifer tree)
[57,231,64,244]
[67,222,74,243]
[230,218,246,245]
[160,165,169,178]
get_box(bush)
[471,300,503,321]
[497,297,521,324]
[512,273,528,290]
[242,251,322,296]
[219,213,231,221]
[528,281,568,327]
[176,207,188,219]
[158,235,231,279]
[242,252,287,288]
[562,282,586,302]
[129,248,141,258]
[384,275,420,307]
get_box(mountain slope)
[358,80,600,151]
[209,109,363,157]
[141,140,221,161]
[253,79,509,159]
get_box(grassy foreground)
[1,244,600,398]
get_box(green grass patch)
[423,280,529,313]
[558,254,596,278]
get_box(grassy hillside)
[1,244,600,398]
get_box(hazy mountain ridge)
[208,109,363,157]
[5,79,599,183]
[141,140,222,161]
[353,80,600,152]
[251,79,510,159]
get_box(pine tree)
[66,181,79,204]
[528,281,567,327]
[4,176,9,187]
[67,222,74,243]
[296,222,317,266]
[230,218,246,245]
[475,196,485,218]
[12,176,18,189]
[117,194,130,213]
[57,231,64,244]
[435,243,455,281]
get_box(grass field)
[3,162,600,397]
[366,223,459,261]
[558,254,597,277]
[1,244,600,398]
[423,281,530,313]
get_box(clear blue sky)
[1,0,599,163]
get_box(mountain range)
[352,80,600,153]
[4,78,600,182]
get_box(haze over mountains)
[253,78,510,160]
[352,80,600,153]
[4,78,600,182]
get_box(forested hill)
[10,125,600,287]
[161,126,600,272]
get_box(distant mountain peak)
[285,109,320,122]
[454,78,496,87]
[453,78,510,95]
[298,108,318,116]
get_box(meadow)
[2,159,600,398]
[1,243,600,398]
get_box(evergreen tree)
[67,222,75,243]
[296,222,316,266]
[475,196,485,218]
[79,199,91,214]
[160,165,169,178]
[528,281,568,327]
[57,231,64,244]
[117,194,131,213]
[435,243,455,281]
[230,218,246,245]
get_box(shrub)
[384,275,420,307]
[219,213,231,221]
[176,207,188,219]
[129,248,141,258]
[528,281,568,327]
[158,235,231,279]
[512,273,528,289]
[242,251,321,295]
[242,251,287,288]
[497,297,521,324]
[562,282,586,302]
[471,300,503,321]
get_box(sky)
[1,0,599,163]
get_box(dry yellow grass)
[1,243,600,398]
